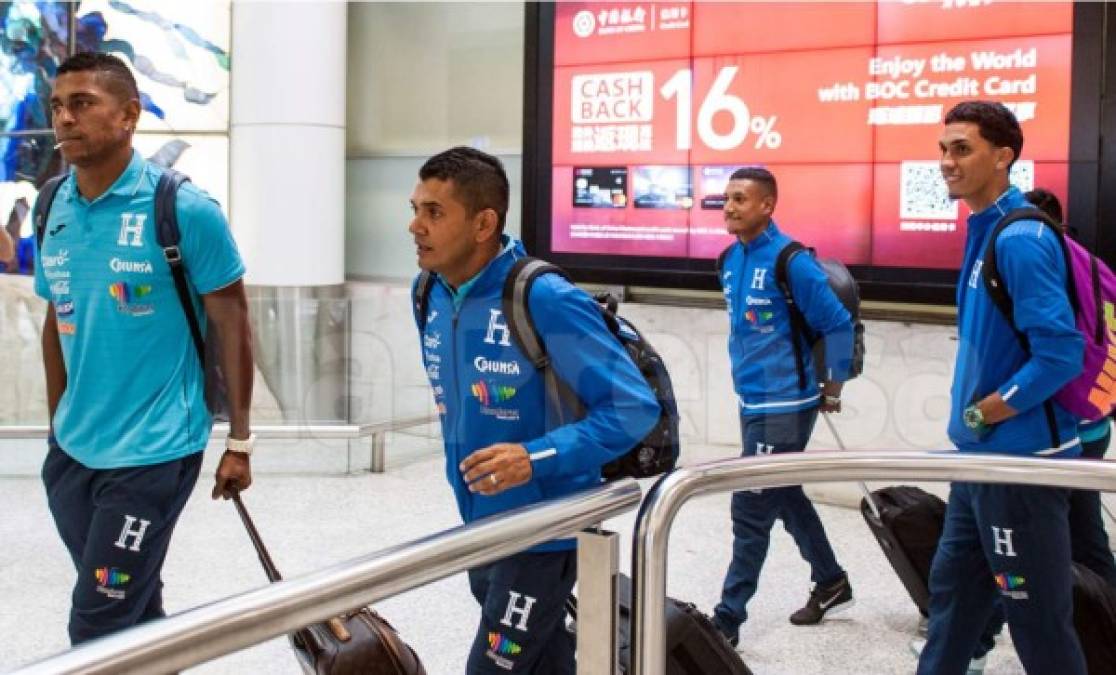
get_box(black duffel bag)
[232,493,426,675]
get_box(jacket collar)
[437,235,524,307]
[967,185,1026,237]
[738,220,781,253]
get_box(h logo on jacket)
[485,309,512,346]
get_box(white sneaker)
[908,637,987,674]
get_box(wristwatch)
[963,405,987,433]
[226,433,256,456]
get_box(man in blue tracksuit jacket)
[408,147,659,674]
[711,167,856,646]
[916,101,1086,675]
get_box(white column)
[230,2,346,287]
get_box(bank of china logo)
[487,632,522,656]
[95,567,131,587]
[472,381,516,406]
[744,309,774,325]
[572,10,595,38]
[109,282,154,316]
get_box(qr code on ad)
[900,161,956,220]
[1009,160,1035,193]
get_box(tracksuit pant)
[42,439,202,645]
[713,406,846,636]
[917,481,1086,675]
[466,549,577,674]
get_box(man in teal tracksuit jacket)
[917,101,1086,675]
[408,146,659,674]
[711,167,856,646]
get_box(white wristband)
[226,433,256,456]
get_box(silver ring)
[489,474,498,486]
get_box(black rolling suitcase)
[859,486,946,615]
[569,573,752,674]
[1071,562,1116,675]
[821,413,945,616]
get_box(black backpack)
[33,169,230,421]
[413,257,680,480]
[716,241,866,389]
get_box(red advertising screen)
[547,1,1074,270]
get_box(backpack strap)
[413,271,435,331]
[502,257,581,426]
[775,241,812,391]
[981,208,1076,349]
[32,175,66,250]
[153,169,203,364]
[980,207,1073,451]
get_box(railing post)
[370,431,387,472]
[576,528,619,675]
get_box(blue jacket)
[719,222,854,416]
[950,187,1083,456]
[413,239,660,551]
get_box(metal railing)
[0,414,433,472]
[629,451,1116,675]
[13,478,640,674]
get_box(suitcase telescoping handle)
[820,412,882,520]
[231,491,284,583]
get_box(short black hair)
[729,166,777,201]
[419,146,509,230]
[944,101,1023,169]
[56,51,139,104]
[1025,187,1064,226]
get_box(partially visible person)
[1023,187,1116,586]
[409,146,660,673]
[711,166,856,648]
[916,101,1085,675]
[36,51,255,645]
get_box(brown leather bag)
[232,493,427,675]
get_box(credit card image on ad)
[698,166,740,210]
[573,166,628,208]
[632,165,693,209]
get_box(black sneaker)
[789,574,854,625]
[710,615,739,648]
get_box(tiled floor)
[4,435,1091,675]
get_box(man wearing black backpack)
[34,52,255,645]
[408,146,659,673]
[710,167,856,647]
[915,101,1086,674]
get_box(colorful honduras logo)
[471,381,516,406]
[108,282,154,315]
[744,309,774,325]
[95,567,131,587]
[487,632,522,656]
[994,573,1025,590]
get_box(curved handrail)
[14,478,641,675]
[630,451,1116,675]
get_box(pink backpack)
[983,208,1116,423]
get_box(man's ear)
[474,208,500,244]
[122,97,141,132]
[996,146,1015,172]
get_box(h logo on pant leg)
[991,526,1017,557]
[499,591,537,632]
[114,515,151,552]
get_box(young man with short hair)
[36,51,255,644]
[711,166,855,646]
[409,146,659,673]
[916,100,1086,674]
